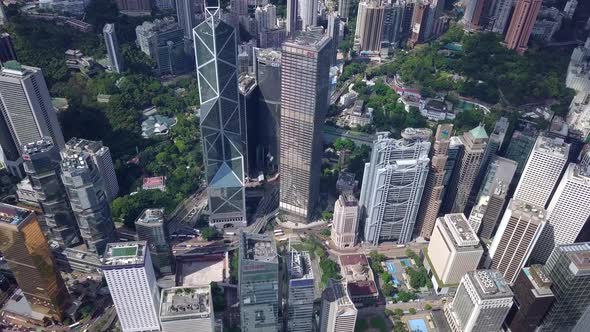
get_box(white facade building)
[531,162,590,263]
[159,285,215,332]
[320,279,357,332]
[102,242,160,332]
[444,270,513,332]
[513,136,569,208]
[299,0,318,29]
[331,194,359,249]
[426,214,483,293]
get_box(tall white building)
[0,62,65,174]
[426,214,483,294]
[159,285,215,332]
[320,279,357,332]
[513,136,569,208]
[102,242,160,332]
[331,194,359,249]
[287,251,315,332]
[444,270,513,332]
[488,199,546,284]
[360,130,431,244]
[103,23,124,74]
[531,162,590,263]
[299,0,317,29]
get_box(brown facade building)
[408,1,429,48]
[504,0,542,55]
[0,203,70,320]
[417,124,453,239]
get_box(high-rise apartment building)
[135,208,173,275]
[444,270,513,332]
[0,62,65,154]
[513,135,569,207]
[361,129,431,244]
[417,124,453,239]
[488,199,546,284]
[487,0,515,34]
[22,138,80,248]
[116,0,151,16]
[503,124,537,180]
[137,17,191,75]
[382,1,407,49]
[338,0,353,19]
[61,148,116,255]
[255,4,277,33]
[440,136,464,214]
[176,0,204,41]
[103,241,161,332]
[468,156,516,238]
[286,0,298,34]
[539,242,590,331]
[299,0,318,29]
[279,31,331,221]
[64,138,119,202]
[462,0,487,30]
[159,285,214,332]
[287,251,314,332]
[0,204,70,320]
[103,23,124,74]
[0,33,17,63]
[327,13,340,65]
[239,233,279,332]
[354,1,385,52]
[331,194,359,249]
[194,8,247,227]
[426,213,483,294]
[408,1,430,47]
[320,279,357,332]
[504,0,542,54]
[505,265,554,332]
[451,125,488,214]
[531,162,590,263]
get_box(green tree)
[409,308,417,314]
[380,272,391,284]
[201,227,219,241]
[320,228,331,237]
[382,283,396,297]
[424,304,432,310]
[333,138,355,151]
[394,308,404,317]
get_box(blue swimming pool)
[408,319,428,332]
[401,258,412,267]
[386,261,396,273]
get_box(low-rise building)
[143,176,166,191]
[419,99,455,121]
[339,254,379,307]
[142,115,177,138]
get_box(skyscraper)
[444,270,513,332]
[488,199,546,284]
[0,3,6,26]
[467,156,516,238]
[0,62,65,152]
[22,138,80,248]
[462,0,487,30]
[239,233,279,332]
[513,135,569,208]
[0,33,17,63]
[159,286,214,332]
[327,13,340,65]
[417,124,453,239]
[61,147,116,255]
[64,138,119,202]
[361,130,431,244]
[320,279,357,332]
[503,124,537,181]
[136,18,191,75]
[451,124,488,214]
[287,251,314,332]
[299,0,318,29]
[530,162,590,263]
[116,0,151,16]
[539,242,590,331]
[354,1,385,53]
[176,0,204,41]
[426,214,483,294]
[331,194,359,249]
[487,0,515,34]
[505,265,554,332]
[286,0,298,35]
[135,208,173,275]
[255,4,277,33]
[408,1,430,47]
[338,0,353,19]
[103,23,124,73]
[0,104,21,178]
[0,203,70,321]
[440,136,464,214]
[279,31,331,221]
[504,0,542,54]
[102,241,161,332]
[382,0,408,50]
[194,8,247,227]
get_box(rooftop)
[567,246,590,276]
[61,151,92,173]
[136,208,165,225]
[441,213,480,247]
[523,265,553,298]
[327,280,355,308]
[238,73,257,95]
[469,270,513,299]
[103,23,115,34]
[468,124,488,140]
[0,204,32,226]
[241,233,277,263]
[401,128,432,141]
[160,286,211,320]
[64,137,105,154]
[339,254,378,297]
[288,251,313,280]
[255,48,281,64]
[284,30,331,52]
[22,137,55,156]
[339,194,358,207]
[536,135,569,159]
[103,241,147,267]
[509,199,546,223]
